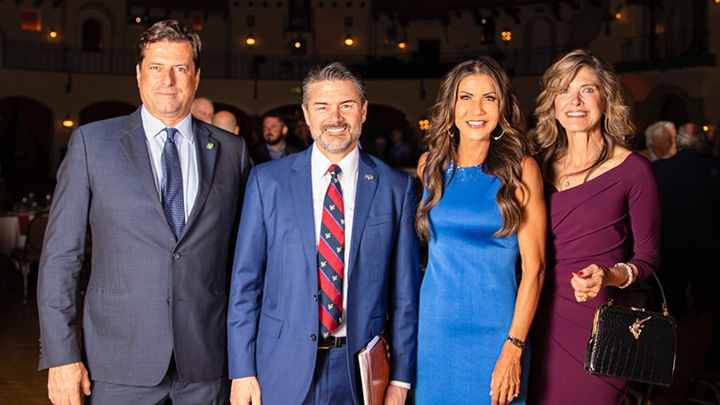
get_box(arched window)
[82,19,103,51]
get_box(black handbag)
[584,270,677,386]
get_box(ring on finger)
[581,293,589,302]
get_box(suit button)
[310,334,316,341]
[172,252,180,260]
[313,295,317,302]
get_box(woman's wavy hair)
[533,49,634,183]
[416,57,530,241]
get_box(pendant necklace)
[561,142,604,189]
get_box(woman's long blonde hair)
[534,49,634,183]
[416,57,530,241]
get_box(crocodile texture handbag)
[584,270,677,386]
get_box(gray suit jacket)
[37,108,251,386]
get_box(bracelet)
[615,262,634,289]
[507,335,525,350]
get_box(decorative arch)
[82,18,103,51]
[0,96,54,189]
[77,2,115,50]
[79,100,137,125]
[633,84,704,149]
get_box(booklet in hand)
[357,334,390,405]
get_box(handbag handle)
[645,268,669,316]
[628,266,669,317]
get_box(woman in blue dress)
[415,57,546,405]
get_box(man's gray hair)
[676,123,707,152]
[645,120,675,148]
[302,62,367,107]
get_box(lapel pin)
[364,174,374,180]
[206,142,214,150]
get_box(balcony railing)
[618,30,716,72]
[1,36,572,80]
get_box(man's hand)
[47,362,91,405]
[230,376,262,405]
[383,385,408,405]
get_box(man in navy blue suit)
[38,20,250,404]
[227,62,420,405]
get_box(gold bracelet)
[615,262,633,289]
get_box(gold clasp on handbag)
[629,316,652,339]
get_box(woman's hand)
[490,341,523,404]
[570,263,610,302]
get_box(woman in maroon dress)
[527,49,661,404]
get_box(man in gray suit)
[37,20,251,404]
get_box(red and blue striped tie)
[318,164,344,337]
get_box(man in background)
[644,120,677,161]
[249,113,301,164]
[213,110,240,136]
[191,96,214,124]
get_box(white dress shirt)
[311,144,358,338]
[141,106,199,221]
[311,145,410,389]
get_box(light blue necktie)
[162,127,185,240]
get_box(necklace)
[560,142,605,188]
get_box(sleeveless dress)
[415,163,530,404]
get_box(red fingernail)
[571,273,575,278]
[578,271,584,276]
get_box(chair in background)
[11,214,48,303]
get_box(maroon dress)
[528,153,661,404]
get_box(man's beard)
[264,134,283,146]
[311,122,361,154]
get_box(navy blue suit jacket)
[227,147,420,404]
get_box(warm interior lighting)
[501,30,512,43]
[418,119,429,131]
[344,35,354,47]
[62,116,75,128]
[715,0,719,4]
[49,28,58,38]
[703,125,710,132]
[615,12,622,20]
[245,34,256,46]
[135,16,142,24]
[397,41,406,49]
[294,41,302,49]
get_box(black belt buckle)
[317,336,346,349]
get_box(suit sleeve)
[388,175,421,383]
[37,127,91,370]
[227,168,267,379]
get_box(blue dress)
[415,163,529,404]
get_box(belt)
[317,335,346,349]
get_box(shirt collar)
[311,143,359,183]
[141,105,194,144]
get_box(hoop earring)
[492,130,505,141]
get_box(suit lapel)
[182,120,217,240]
[348,151,379,280]
[119,109,167,222]
[289,150,319,292]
